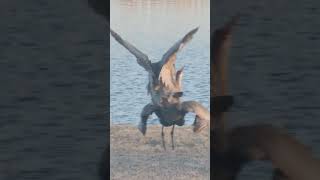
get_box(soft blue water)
[110,0,210,125]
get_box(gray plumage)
[111,27,210,150]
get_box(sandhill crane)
[110,27,210,150]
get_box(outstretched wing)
[110,29,154,74]
[160,27,199,66]
[212,16,238,96]
[180,101,210,133]
[138,103,158,135]
[159,27,199,89]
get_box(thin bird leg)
[162,126,166,150]
[171,125,175,150]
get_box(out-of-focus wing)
[212,16,238,96]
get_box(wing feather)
[159,27,199,88]
[160,27,199,66]
[110,29,154,74]
[181,101,210,133]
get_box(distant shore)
[110,124,210,180]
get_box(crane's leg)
[171,125,175,150]
[162,126,166,150]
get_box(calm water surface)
[213,0,320,179]
[0,1,107,179]
[110,0,210,125]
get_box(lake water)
[110,0,210,125]
[213,0,320,179]
[0,1,107,179]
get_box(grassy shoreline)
[110,125,210,180]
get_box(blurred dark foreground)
[0,1,108,179]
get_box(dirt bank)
[110,125,210,180]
